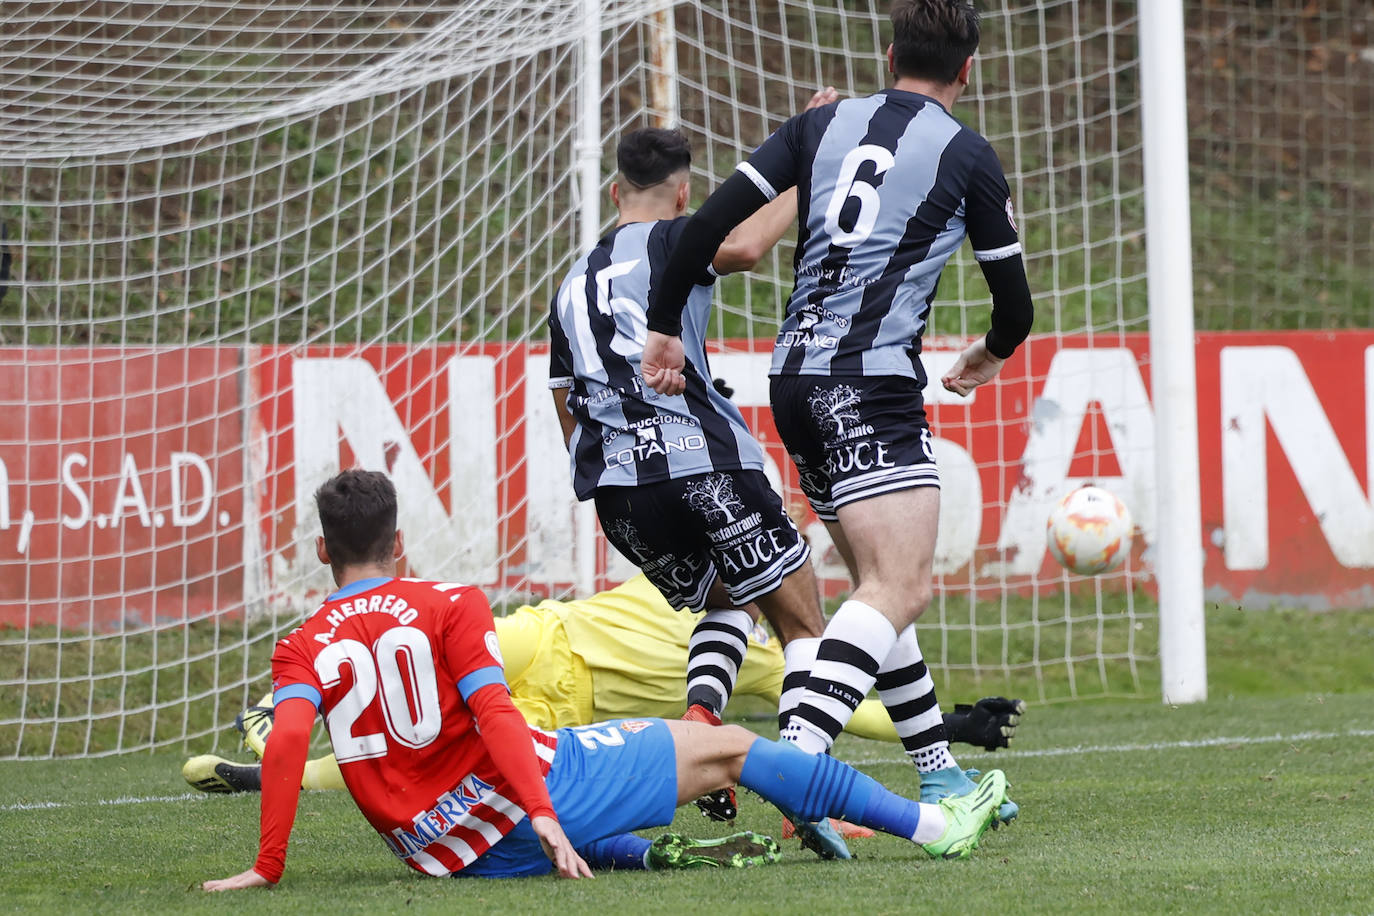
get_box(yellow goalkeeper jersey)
[497,575,898,741]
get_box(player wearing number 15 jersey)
[546,113,845,842]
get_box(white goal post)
[0,0,1206,758]
[1138,0,1206,704]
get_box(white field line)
[5,728,1374,813]
[845,727,1374,767]
[3,791,209,812]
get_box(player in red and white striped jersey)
[203,469,1008,890]
[266,575,562,878]
[205,469,587,887]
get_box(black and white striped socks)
[685,608,753,715]
[876,624,955,772]
[780,601,955,772]
[781,599,895,754]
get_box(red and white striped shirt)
[265,577,559,878]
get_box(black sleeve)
[659,217,717,288]
[644,171,770,336]
[979,254,1034,359]
[547,298,575,388]
[965,142,1021,259]
[962,141,1031,358]
[738,112,807,198]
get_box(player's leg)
[596,483,753,822]
[821,517,860,582]
[186,692,346,794]
[664,720,1004,861]
[182,755,264,793]
[747,550,825,733]
[597,482,753,721]
[684,579,755,722]
[780,487,939,754]
[242,692,347,789]
[686,468,826,723]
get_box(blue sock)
[577,833,651,870]
[739,738,922,839]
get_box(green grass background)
[3,604,1373,913]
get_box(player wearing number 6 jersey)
[641,1,1032,818]
[203,469,1010,891]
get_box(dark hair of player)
[314,469,397,569]
[616,128,692,190]
[890,0,981,85]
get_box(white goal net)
[1,0,1154,757]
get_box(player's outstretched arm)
[531,815,594,879]
[943,697,1025,752]
[203,696,315,890]
[712,87,838,275]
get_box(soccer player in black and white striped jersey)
[642,0,1032,822]
[549,96,865,857]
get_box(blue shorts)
[460,718,679,878]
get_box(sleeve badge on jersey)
[485,630,505,667]
[1005,197,1018,232]
[619,720,655,734]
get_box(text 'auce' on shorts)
[594,468,811,611]
[769,374,941,523]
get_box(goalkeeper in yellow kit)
[184,575,1022,794]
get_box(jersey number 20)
[315,626,442,762]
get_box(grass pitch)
[2,689,1371,914]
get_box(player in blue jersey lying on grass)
[185,573,1023,798]
[199,470,1008,890]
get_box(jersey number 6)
[822,144,895,249]
[315,626,443,762]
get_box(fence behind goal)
[0,1,1365,758]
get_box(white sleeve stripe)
[547,376,574,389]
[736,162,778,201]
[973,242,1023,262]
[706,263,721,278]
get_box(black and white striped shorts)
[770,374,939,523]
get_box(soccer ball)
[1045,486,1133,575]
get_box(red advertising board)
[1,332,1370,630]
[0,348,244,627]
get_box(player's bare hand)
[532,815,593,879]
[804,86,839,111]
[642,331,686,396]
[941,337,1006,397]
[202,868,271,892]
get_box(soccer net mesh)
[2,0,1158,758]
